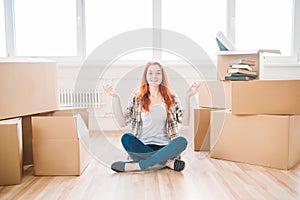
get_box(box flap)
[218,49,281,55]
[0,58,55,63]
[56,108,89,128]
[32,116,78,139]
[79,141,91,174]
[257,49,281,54]
[75,114,89,139]
[41,108,89,128]
[198,81,231,109]
[0,117,22,185]
[0,118,21,125]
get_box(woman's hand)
[103,84,116,97]
[103,84,126,127]
[186,82,200,97]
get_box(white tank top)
[139,102,169,145]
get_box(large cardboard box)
[0,118,23,185]
[193,108,211,151]
[21,108,89,167]
[210,110,300,170]
[0,59,59,120]
[199,80,300,115]
[32,114,91,175]
[47,107,89,128]
[231,80,300,114]
[217,49,280,80]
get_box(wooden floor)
[1,132,300,200]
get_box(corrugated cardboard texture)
[232,80,300,114]
[210,111,300,170]
[0,60,59,120]
[0,118,23,185]
[193,108,210,151]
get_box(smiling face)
[146,64,163,87]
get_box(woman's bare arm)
[181,82,200,126]
[103,84,127,127]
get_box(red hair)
[137,61,174,113]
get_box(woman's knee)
[121,133,135,145]
[172,136,188,150]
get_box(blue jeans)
[121,133,188,170]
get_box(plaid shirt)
[124,95,183,141]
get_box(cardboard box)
[21,108,89,167]
[217,49,280,80]
[48,107,89,128]
[193,108,211,151]
[32,114,91,175]
[0,59,59,120]
[199,80,300,115]
[0,118,23,185]
[210,110,300,170]
[198,81,231,109]
[231,80,300,114]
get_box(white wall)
[57,59,300,131]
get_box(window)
[162,0,227,60]
[85,0,152,59]
[235,0,293,56]
[0,0,6,57]
[2,0,299,63]
[14,0,77,57]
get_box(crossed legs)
[111,133,188,172]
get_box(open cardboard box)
[217,49,281,80]
[0,59,59,120]
[32,113,91,175]
[21,108,90,167]
[0,118,23,185]
[210,110,300,170]
[49,107,89,128]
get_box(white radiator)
[59,88,103,108]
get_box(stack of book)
[225,59,257,81]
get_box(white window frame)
[4,0,15,57]
[227,0,299,64]
[292,0,300,61]
[4,0,85,63]
[3,0,300,64]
